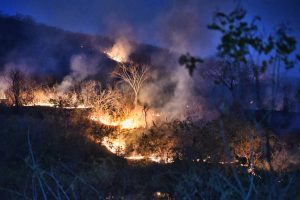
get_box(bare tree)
[112,62,150,107]
[91,86,128,120]
[6,69,26,107]
[80,80,100,107]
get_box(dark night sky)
[1,0,300,57]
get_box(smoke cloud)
[0,1,225,120]
[58,54,100,93]
[102,15,136,63]
[105,37,133,63]
[137,0,224,120]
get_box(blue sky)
[1,0,300,58]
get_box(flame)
[105,51,125,63]
[104,37,132,63]
[24,102,88,109]
[101,135,173,163]
[125,154,170,163]
[120,118,139,129]
[0,92,6,100]
[126,154,172,163]
[24,102,55,107]
[1,82,173,163]
[89,111,175,163]
[90,113,143,129]
[102,136,126,154]
[91,115,119,126]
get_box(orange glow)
[24,102,88,109]
[90,112,143,129]
[125,154,171,163]
[102,136,126,154]
[104,37,132,63]
[90,115,119,126]
[120,118,140,129]
[102,135,173,163]
[2,83,174,163]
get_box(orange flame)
[104,37,132,63]
[102,135,173,163]
[90,113,143,129]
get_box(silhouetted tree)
[181,6,299,182]
[6,69,25,108]
[179,53,203,76]
[112,62,150,107]
[207,7,273,108]
[142,103,150,128]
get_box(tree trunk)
[134,91,138,107]
[14,89,20,108]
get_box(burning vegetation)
[0,54,183,163]
[0,5,300,200]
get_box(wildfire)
[24,102,89,109]
[125,154,172,163]
[104,37,132,63]
[90,112,143,129]
[91,115,119,126]
[105,50,125,63]
[102,136,126,154]
[120,118,139,129]
[1,70,173,163]
[0,92,5,100]
[24,102,55,107]
[101,135,173,163]
[89,110,175,163]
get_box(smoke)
[156,2,202,54]
[154,0,228,56]
[0,3,222,120]
[58,54,99,93]
[140,66,196,120]
[105,37,133,63]
[0,62,31,99]
[138,0,223,120]
[139,60,214,121]
[102,15,136,63]
[163,67,194,119]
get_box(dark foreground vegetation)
[0,106,299,199]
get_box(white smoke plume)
[139,63,203,121]
[58,54,99,93]
[101,14,136,63]
[105,37,133,63]
[163,67,194,119]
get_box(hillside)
[0,14,172,81]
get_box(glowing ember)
[105,51,125,63]
[91,115,119,126]
[24,102,55,107]
[24,102,89,109]
[100,134,173,163]
[1,77,172,163]
[125,154,171,163]
[125,155,145,160]
[102,136,126,154]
